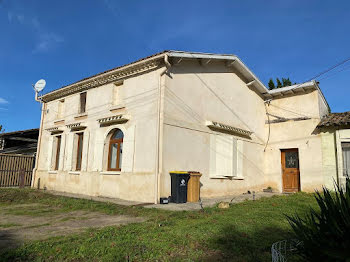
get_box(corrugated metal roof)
[0,128,39,137]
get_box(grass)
[0,188,318,261]
[0,223,21,228]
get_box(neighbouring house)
[316,112,350,189]
[0,128,39,155]
[33,50,332,203]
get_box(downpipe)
[154,54,171,204]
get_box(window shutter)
[48,136,54,170]
[209,134,243,178]
[216,135,234,177]
[121,125,135,172]
[80,92,87,113]
[236,140,244,178]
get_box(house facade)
[316,112,350,189]
[33,51,331,203]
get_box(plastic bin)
[170,171,190,203]
[187,172,202,202]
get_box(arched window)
[108,129,124,171]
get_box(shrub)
[286,179,350,261]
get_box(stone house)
[33,51,331,203]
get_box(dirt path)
[0,204,145,249]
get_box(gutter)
[154,54,171,204]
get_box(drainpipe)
[154,54,171,204]
[31,100,46,188]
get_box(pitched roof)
[39,50,328,108]
[40,50,269,102]
[317,111,350,128]
[0,128,39,137]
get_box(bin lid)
[170,171,189,174]
[188,172,202,176]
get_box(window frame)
[75,132,84,171]
[342,142,350,177]
[107,129,123,171]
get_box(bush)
[286,179,350,261]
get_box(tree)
[268,77,294,90]
[276,78,282,88]
[268,79,275,90]
[0,125,3,133]
[282,78,292,87]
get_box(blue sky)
[0,0,350,132]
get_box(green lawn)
[0,189,317,261]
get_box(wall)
[264,90,325,192]
[34,68,163,202]
[160,59,267,199]
[320,130,337,188]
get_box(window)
[209,134,243,178]
[79,92,87,114]
[342,143,350,177]
[54,135,62,170]
[75,133,84,171]
[108,129,124,171]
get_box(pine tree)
[285,78,292,86]
[276,78,282,88]
[282,77,292,87]
[268,79,275,90]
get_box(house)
[0,128,39,155]
[33,51,331,203]
[316,112,350,189]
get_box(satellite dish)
[34,79,46,92]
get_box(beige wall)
[160,60,267,198]
[264,91,325,192]
[34,59,332,203]
[320,131,337,188]
[34,68,164,202]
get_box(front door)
[281,149,300,192]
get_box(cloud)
[0,97,9,104]
[7,11,64,53]
[33,32,64,53]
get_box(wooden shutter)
[80,92,87,113]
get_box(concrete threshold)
[145,192,282,211]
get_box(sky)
[0,0,350,132]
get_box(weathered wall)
[160,60,267,199]
[264,90,325,192]
[320,130,337,188]
[34,68,163,202]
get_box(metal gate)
[0,153,35,187]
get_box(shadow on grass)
[205,225,296,262]
[0,230,30,262]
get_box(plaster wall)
[160,60,267,198]
[320,131,337,188]
[264,91,325,192]
[34,68,163,202]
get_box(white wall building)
[33,51,331,203]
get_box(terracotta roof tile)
[317,111,350,128]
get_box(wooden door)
[281,149,300,192]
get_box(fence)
[0,153,35,187]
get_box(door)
[281,149,300,192]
